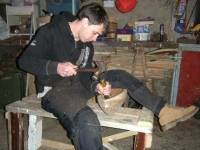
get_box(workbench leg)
[6,112,11,150]
[7,112,24,150]
[28,115,43,150]
[134,132,145,150]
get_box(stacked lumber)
[101,49,179,79]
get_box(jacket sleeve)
[18,26,58,75]
[79,43,99,94]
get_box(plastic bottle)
[160,23,164,42]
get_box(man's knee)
[56,106,101,139]
[41,97,52,112]
[72,106,102,149]
[73,106,101,135]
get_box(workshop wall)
[104,0,196,42]
[36,0,197,42]
[38,0,197,42]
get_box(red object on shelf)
[24,0,38,6]
[176,51,200,106]
[115,0,136,13]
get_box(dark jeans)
[41,69,166,150]
[101,70,166,116]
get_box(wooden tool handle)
[100,79,109,99]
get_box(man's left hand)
[95,81,111,96]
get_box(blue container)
[174,23,185,34]
[116,29,133,34]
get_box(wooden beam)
[6,112,12,150]
[103,143,119,150]
[102,131,137,143]
[134,132,146,150]
[10,112,24,150]
[42,139,75,150]
[28,115,43,150]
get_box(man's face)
[79,19,104,43]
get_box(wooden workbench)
[5,95,154,150]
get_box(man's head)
[75,3,109,42]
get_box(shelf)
[6,5,39,38]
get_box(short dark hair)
[77,3,109,33]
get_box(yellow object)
[128,23,133,27]
[100,79,106,87]
[191,24,200,32]
[100,79,109,99]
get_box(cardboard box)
[37,17,51,28]
[116,29,133,41]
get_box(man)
[18,3,199,150]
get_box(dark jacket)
[18,12,98,93]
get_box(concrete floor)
[0,109,200,150]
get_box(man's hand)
[95,81,111,96]
[57,62,78,77]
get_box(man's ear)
[81,18,89,28]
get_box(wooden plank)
[107,62,177,69]
[6,101,153,133]
[145,133,152,148]
[22,94,41,103]
[88,102,141,117]
[103,143,119,150]
[10,112,24,150]
[28,115,42,150]
[134,132,146,150]
[33,132,137,150]
[24,141,28,150]
[146,48,179,55]
[94,52,115,55]
[6,112,12,150]
[102,131,137,143]
[103,48,178,80]
[42,139,75,150]
[28,74,36,95]
[137,107,154,128]
[7,101,55,118]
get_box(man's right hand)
[57,62,78,77]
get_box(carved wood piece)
[97,89,128,115]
